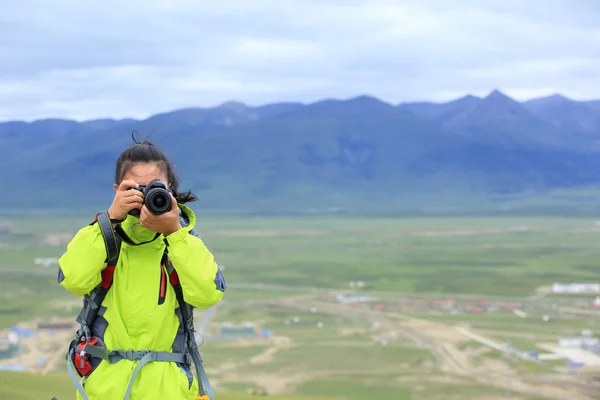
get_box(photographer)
[57,134,226,400]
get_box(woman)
[57,135,226,400]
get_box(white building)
[552,283,600,294]
[558,337,599,347]
[335,294,374,304]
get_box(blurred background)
[2,1,600,399]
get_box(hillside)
[3,90,600,213]
[523,94,600,136]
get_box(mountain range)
[3,89,600,214]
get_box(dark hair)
[115,131,198,204]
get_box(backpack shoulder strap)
[163,253,213,400]
[66,212,123,399]
[74,212,121,340]
[93,211,121,264]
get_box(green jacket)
[58,204,226,400]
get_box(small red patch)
[74,338,99,376]
[100,266,115,289]
[169,270,180,286]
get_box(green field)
[0,370,336,400]
[3,213,600,298]
[1,213,598,400]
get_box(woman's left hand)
[139,194,182,236]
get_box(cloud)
[1,0,600,120]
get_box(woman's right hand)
[107,180,144,221]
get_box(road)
[455,326,527,358]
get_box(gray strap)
[190,348,213,400]
[122,351,187,400]
[66,349,90,400]
[166,261,175,276]
[82,343,186,363]
[82,343,110,360]
[70,344,187,400]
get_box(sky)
[1,0,600,121]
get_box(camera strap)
[114,224,161,246]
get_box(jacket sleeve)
[165,227,226,309]
[57,222,107,296]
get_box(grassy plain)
[1,213,600,400]
[4,213,600,296]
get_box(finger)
[124,201,143,210]
[123,195,144,204]
[123,189,143,198]
[141,205,152,220]
[145,207,162,223]
[118,180,139,191]
[138,206,148,223]
[123,190,144,200]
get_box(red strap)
[164,258,180,286]
[169,270,179,286]
[100,265,116,289]
[169,269,180,286]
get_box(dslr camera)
[127,179,174,218]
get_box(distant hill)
[523,94,600,136]
[4,90,600,214]
[398,94,480,123]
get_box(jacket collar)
[119,203,196,248]
[178,203,195,232]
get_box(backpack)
[64,211,213,400]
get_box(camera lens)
[146,189,172,215]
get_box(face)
[114,163,169,190]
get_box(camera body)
[127,179,174,218]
